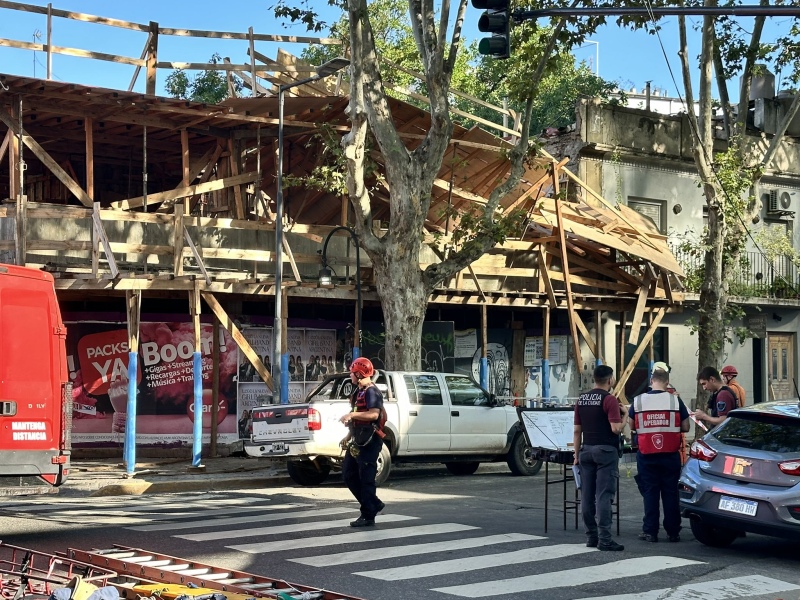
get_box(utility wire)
[641,0,796,294]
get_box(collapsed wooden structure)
[0,1,684,399]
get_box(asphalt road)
[2,462,799,600]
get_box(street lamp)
[320,226,362,361]
[274,57,350,404]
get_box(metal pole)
[321,226,362,360]
[274,85,286,403]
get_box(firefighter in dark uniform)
[694,366,738,427]
[340,357,386,527]
[629,366,690,542]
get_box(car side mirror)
[488,394,498,407]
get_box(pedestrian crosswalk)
[2,493,798,600]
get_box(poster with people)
[237,327,337,439]
[67,321,238,447]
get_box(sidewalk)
[59,455,291,497]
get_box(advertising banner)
[237,327,338,439]
[68,322,238,447]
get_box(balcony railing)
[669,245,800,299]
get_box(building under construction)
[0,1,683,452]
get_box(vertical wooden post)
[595,310,603,365]
[618,311,627,382]
[11,100,25,266]
[181,128,190,222]
[210,315,220,458]
[145,21,159,95]
[542,306,550,400]
[248,27,257,96]
[511,321,525,399]
[46,3,53,80]
[173,203,185,276]
[647,311,655,368]
[86,117,99,274]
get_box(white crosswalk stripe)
[178,513,418,542]
[431,556,703,597]
[229,522,478,554]
[290,533,543,567]
[354,543,597,581]
[127,506,352,531]
[573,575,800,600]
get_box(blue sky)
[0,1,794,102]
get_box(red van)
[0,264,71,492]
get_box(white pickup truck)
[245,371,542,486]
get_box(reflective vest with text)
[634,391,682,454]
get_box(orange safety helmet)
[721,365,738,377]
[349,357,375,379]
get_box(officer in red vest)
[339,357,385,527]
[629,366,690,543]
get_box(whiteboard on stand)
[519,409,574,451]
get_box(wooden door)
[767,333,795,400]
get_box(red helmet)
[349,357,375,379]
[721,365,738,376]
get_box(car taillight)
[308,408,321,431]
[788,506,800,521]
[689,440,717,462]
[778,460,800,476]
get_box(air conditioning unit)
[765,190,793,213]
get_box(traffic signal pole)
[514,5,800,19]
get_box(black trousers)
[342,434,383,519]
[637,451,682,537]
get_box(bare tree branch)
[735,1,768,137]
[445,1,469,77]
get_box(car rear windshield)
[712,414,800,453]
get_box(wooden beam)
[282,236,302,282]
[627,270,653,345]
[111,171,259,210]
[573,310,598,359]
[614,307,666,398]
[538,247,558,308]
[91,205,119,277]
[0,38,145,66]
[467,264,487,303]
[0,106,93,207]
[145,21,159,95]
[161,29,342,45]
[595,311,603,364]
[554,176,582,370]
[85,117,94,200]
[184,227,211,284]
[173,203,184,276]
[0,1,150,31]
[0,130,9,164]
[201,291,274,390]
[125,290,141,353]
[227,139,245,219]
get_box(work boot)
[350,516,375,527]
[586,537,598,548]
[376,501,386,513]
[638,532,658,543]
[668,534,681,543]
[598,540,624,552]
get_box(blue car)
[679,399,800,547]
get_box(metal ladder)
[67,546,363,600]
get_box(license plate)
[718,494,757,516]
[269,442,287,454]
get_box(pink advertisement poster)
[67,321,238,447]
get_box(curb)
[84,474,294,497]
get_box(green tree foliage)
[165,53,242,104]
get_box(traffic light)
[473,0,511,59]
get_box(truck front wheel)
[287,459,331,486]
[507,434,542,476]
